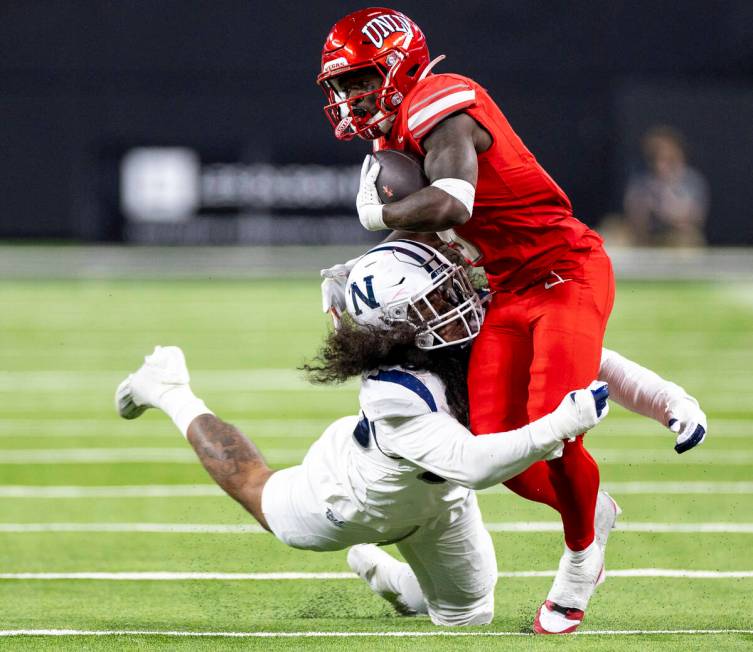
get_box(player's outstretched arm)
[115,346,274,529]
[598,348,707,454]
[377,382,609,490]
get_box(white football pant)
[262,467,496,626]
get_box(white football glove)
[356,154,386,231]
[115,345,191,419]
[665,393,707,454]
[549,381,610,443]
[320,257,360,328]
[597,349,708,455]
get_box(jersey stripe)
[408,83,469,113]
[367,370,438,412]
[407,90,476,137]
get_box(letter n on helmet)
[350,275,380,316]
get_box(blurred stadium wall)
[1,1,752,245]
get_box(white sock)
[159,386,213,438]
[567,544,592,564]
[546,541,603,611]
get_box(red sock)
[503,461,560,512]
[546,436,600,550]
[504,437,599,551]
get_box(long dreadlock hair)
[302,243,487,426]
[301,315,471,426]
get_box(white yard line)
[4,447,753,465]
[0,448,299,464]
[4,369,748,398]
[597,429,752,439]
[4,424,753,440]
[0,570,751,581]
[0,418,329,439]
[0,523,266,533]
[1,522,752,534]
[0,485,225,498]
[588,449,753,464]
[605,480,753,494]
[0,628,751,638]
[8,429,752,440]
[0,372,753,406]
[0,370,357,393]
[4,481,753,498]
[486,522,753,533]
[0,448,198,464]
[482,481,753,495]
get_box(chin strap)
[418,55,446,80]
[377,112,395,135]
[335,117,353,139]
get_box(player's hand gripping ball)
[356,150,428,229]
[373,150,428,203]
[356,155,385,231]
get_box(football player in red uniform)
[316,7,705,634]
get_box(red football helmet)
[317,7,430,141]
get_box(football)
[374,149,428,203]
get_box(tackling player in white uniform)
[115,240,706,629]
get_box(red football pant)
[468,248,615,551]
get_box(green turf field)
[1,277,752,650]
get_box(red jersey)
[376,73,602,292]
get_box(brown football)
[374,149,428,203]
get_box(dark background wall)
[1,1,752,243]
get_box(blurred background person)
[622,125,709,247]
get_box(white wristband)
[360,204,387,231]
[159,386,214,438]
[431,178,475,215]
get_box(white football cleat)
[115,346,190,419]
[534,540,603,634]
[534,491,622,634]
[347,544,424,616]
[594,490,622,585]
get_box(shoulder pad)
[406,74,476,141]
[360,368,445,421]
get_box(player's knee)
[428,591,495,627]
[460,599,494,626]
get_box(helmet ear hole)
[387,92,403,109]
[415,332,434,349]
[405,64,420,77]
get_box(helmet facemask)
[383,262,484,350]
[320,54,405,141]
[318,9,430,140]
